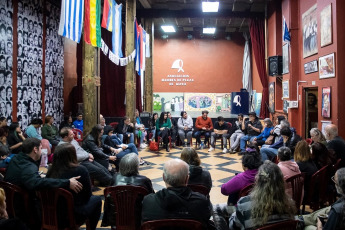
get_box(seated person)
[239,112,262,152]
[209,116,230,153]
[142,159,212,228]
[116,116,134,144]
[177,111,193,147]
[41,115,59,146]
[229,161,296,230]
[309,128,327,145]
[193,110,213,149]
[252,118,273,147]
[325,124,345,168]
[47,143,102,230]
[229,114,245,153]
[147,113,158,142]
[180,147,212,191]
[7,122,25,154]
[59,115,75,133]
[0,127,11,168]
[73,113,84,132]
[167,112,178,148]
[311,142,335,169]
[156,112,172,152]
[0,117,6,128]
[134,109,147,149]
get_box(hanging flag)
[145,33,150,58]
[283,17,291,42]
[101,0,113,31]
[58,0,84,43]
[84,0,101,47]
[134,19,141,75]
[141,28,146,72]
[112,3,123,57]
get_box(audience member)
[252,118,273,147]
[229,114,245,153]
[59,127,115,186]
[134,109,147,149]
[59,115,75,133]
[142,159,212,228]
[239,112,262,152]
[116,116,134,144]
[229,161,296,229]
[147,113,158,142]
[309,128,327,145]
[311,142,335,169]
[0,117,6,127]
[73,113,84,132]
[180,147,212,190]
[156,112,172,152]
[41,115,59,146]
[325,124,345,167]
[270,115,286,143]
[177,111,194,147]
[194,110,213,149]
[47,143,102,230]
[209,116,230,153]
[100,117,106,129]
[7,122,25,154]
[167,112,178,147]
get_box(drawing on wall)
[184,93,216,112]
[302,4,318,58]
[153,93,184,113]
[282,43,289,74]
[269,82,275,113]
[322,87,331,118]
[320,4,332,47]
[253,93,262,117]
[215,93,231,112]
[319,53,335,79]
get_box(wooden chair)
[194,135,210,149]
[239,183,254,199]
[256,220,299,230]
[72,128,83,144]
[158,136,172,149]
[187,184,210,197]
[285,173,305,214]
[141,219,203,230]
[36,187,90,230]
[104,185,149,230]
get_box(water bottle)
[40,149,48,167]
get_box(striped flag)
[283,17,291,42]
[112,3,123,57]
[58,0,84,43]
[84,0,101,47]
[101,0,113,31]
[134,19,141,75]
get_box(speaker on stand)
[268,56,282,76]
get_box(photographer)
[177,111,193,147]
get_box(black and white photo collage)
[45,2,64,128]
[17,0,44,130]
[0,0,13,125]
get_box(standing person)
[156,112,171,152]
[41,115,59,146]
[147,113,158,142]
[73,113,84,132]
[177,111,193,147]
[193,110,213,149]
[46,143,102,230]
[239,112,262,152]
[229,114,245,153]
[167,112,178,147]
[116,116,134,144]
[209,116,230,153]
[134,109,147,149]
[325,124,345,168]
[7,122,25,154]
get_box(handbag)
[149,141,159,151]
[265,135,275,145]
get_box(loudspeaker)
[268,56,282,76]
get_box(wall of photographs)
[45,2,64,128]
[0,0,13,124]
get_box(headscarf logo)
[171,59,184,72]
[233,95,241,106]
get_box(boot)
[166,144,170,152]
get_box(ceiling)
[136,0,267,38]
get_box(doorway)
[305,88,318,139]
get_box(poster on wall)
[269,82,275,113]
[320,4,332,47]
[321,120,332,135]
[302,4,318,58]
[253,93,262,117]
[153,93,184,114]
[319,53,335,79]
[283,100,289,113]
[184,93,216,112]
[0,0,13,125]
[215,93,231,112]
[282,43,289,74]
[304,60,318,74]
[322,87,331,118]
[282,80,289,99]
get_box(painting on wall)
[319,53,335,79]
[269,82,275,113]
[153,93,184,113]
[215,93,231,112]
[320,4,332,47]
[304,60,318,74]
[322,87,331,118]
[184,93,216,112]
[253,93,262,117]
[283,100,289,113]
[302,4,318,58]
[282,43,289,74]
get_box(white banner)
[101,39,136,66]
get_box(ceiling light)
[202,2,219,12]
[161,26,176,33]
[203,27,216,34]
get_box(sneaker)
[223,148,228,153]
[140,158,145,165]
[208,147,215,152]
[140,143,147,149]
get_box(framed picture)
[304,60,318,74]
[321,120,332,135]
[321,87,331,118]
[282,43,289,74]
[282,80,289,99]
[269,82,275,113]
[283,100,289,113]
[302,4,318,58]
[319,53,335,79]
[320,4,332,47]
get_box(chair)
[36,187,90,230]
[104,185,149,230]
[141,219,203,230]
[158,136,172,149]
[256,220,299,230]
[194,135,210,149]
[328,159,342,203]
[238,183,254,199]
[285,173,305,214]
[109,122,119,130]
[72,128,83,144]
[302,165,329,212]
[187,184,210,197]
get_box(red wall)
[153,34,245,93]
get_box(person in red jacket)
[193,110,213,149]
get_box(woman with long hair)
[46,143,102,230]
[309,128,327,145]
[41,115,59,146]
[156,112,171,152]
[229,161,296,229]
[7,122,25,154]
[311,142,335,169]
[148,113,158,142]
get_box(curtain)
[242,32,252,98]
[249,19,269,118]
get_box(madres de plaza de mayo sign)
[161,59,195,86]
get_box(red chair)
[158,136,172,149]
[72,128,83,145]
[109,122,119,130]
[285,173,305,214]
[141,219,203,230]
[187,184,210,197]
[256,220,299,230]
[328,159,342,203]
[239,183,254,199]
[104,185,149,230]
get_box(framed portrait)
[321,120,332,135]
[304,60,318,74]
[282,43,289,74]
[269,82,275,113]
[283,100,289,113]
[321,87,331,118]
[320,4,332,47]
[302,4,318,58]
[282,80,289,99]
[319,53,335,79]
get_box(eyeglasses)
[331,176,338,185]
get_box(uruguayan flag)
[283,17,291,42]
[112,3,123,57]
[58,0,84,43]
